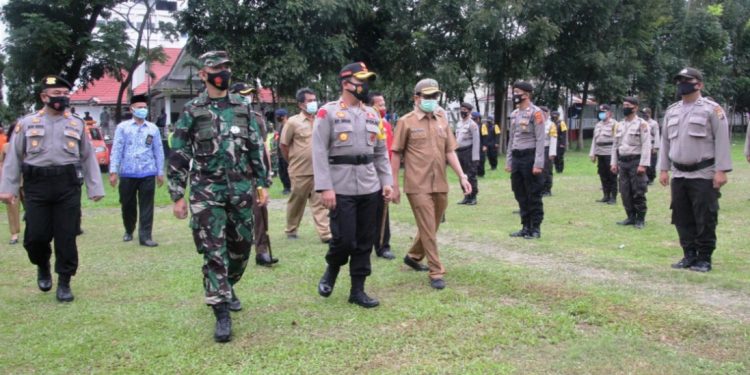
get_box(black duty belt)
[596,142,613,146]
[618,154,641,163]
[21,163,78,177]
[673,158,715,172]
[456,145,472,152]
[511,148,535,157]
[328,154,374,165]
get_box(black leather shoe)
[509,227,529,237]
[56,284,74,302]
[403,255,429,271]
[689,261,712,273]
[9,238,19,245]
[255,252,279,267]
[634,220,645,229]
[457,197,468,205]
[617,217,635,225]
[286,233,298,240]
[212,303,232,343]
[37,265,52,292]
[348,291,380,308]
[465,197,477,205]
[524,228,541,239]
[321,238,331,244]
[542,191,552,197]
[671,257,695,269]
[430,278,446,290]
[123,233,133,242]
[228,289,242,312]
[318,266,340,297]
[596,195,609,203]
[376,248,396,260]
[140,239,159,247]
[56,275,74,302]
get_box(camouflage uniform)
[168,91,268,305]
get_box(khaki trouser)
[285,174,331,240]
[406,192,448,280]
[7,199,21,236]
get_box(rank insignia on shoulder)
[317,108,328,119]
[714,107,725,120]
[339,132,349,142]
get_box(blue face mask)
[133,108,149,119]
[597,112,607,121]
[305,101,318,114]
[420,99,438,113]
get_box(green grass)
[0,136,749,374]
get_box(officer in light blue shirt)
[109,94,164,247]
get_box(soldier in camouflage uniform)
[168,51,269,343]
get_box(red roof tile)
[70,48,182,104]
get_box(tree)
[1,0,127,115]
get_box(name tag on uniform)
[146,135,153,145]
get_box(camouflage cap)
[198,51,232,68]
[414,78,441,96]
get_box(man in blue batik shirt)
[109,94,164,247]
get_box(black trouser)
[671,178,719,263]
[373,195,391,253]
[119,176,155,240]
[511,149,544,228]
[597,155,618,197]
[22,164,81,276]
[543,146,553,194]
[555,146,565,173]
[162,140,170,159]
[277,157,291,190]
[618,157,648,216]
[478,145,498,176]
[457,146,478,198]
[647,150,658,183]
[326,191,380,276]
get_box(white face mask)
[305,101,319,114]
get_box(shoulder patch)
[714,106,725,120]
[15,124,22,133]
[640,121,648,131]
[317,108,328,119]
[534,111,544,124]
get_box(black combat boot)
[634,212,646,229]
[56,274,74,302]
[37,262,52,292]
[348,276,379,308]
[671,247,697,269]
[212,302,232,342]
[465,194,477,206]
[255,252,279,267]
[510,218,530,237]
[596,191,609,203]
[318,265,340,297]
[228,287,242,312]
[689,251,712,272]
[617,212,635,225]
[457,196,469,205]
[524,225,541,239]
[606,192,617,205]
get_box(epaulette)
[701,97,720,108]
[401,111,416,120]
[666,101,681,110]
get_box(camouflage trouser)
[190,182,254,305]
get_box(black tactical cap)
[623,96,639,105]
[339,62,376,81]
[460,102,473,110]
[598,104,611,112]
[130,94,148,104]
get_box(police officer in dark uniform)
[0,75,105,302]
[506,81,546,239]
[659,67,732,272]
[312,62,393,308]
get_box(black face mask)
[623,107,635,117]
[513,94,525,104]
[460,111,470,118]
[207,70,232,91]
[346,80,370,102]
[677,82,698,96]
[47,96,70,111]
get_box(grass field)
[1,137,749,374]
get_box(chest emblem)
[339,133,349,142]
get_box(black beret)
[623,96,639,105]
[513,81,533,93]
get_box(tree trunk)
[577,79,591,151]
[64,5,105,84]
[115,3,153,123]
